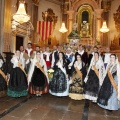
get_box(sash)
[23,52,29,60]
[36,62,46,76]
[108,70,118,93]
[93,65,99,79]
[18,62,27,76]
[75,67,82,79]
[0,69,8,83]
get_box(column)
[94,9,103,44]
[10,34,16,53]
[0,0,5,53]
[67,10,75,34]
[32,4,38,44]
[3,0,12,52]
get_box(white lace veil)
[84,53,106,86]
[28,53,49,85]
[116,58,120,101]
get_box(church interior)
[0,0,120,120]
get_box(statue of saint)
[68,23,80,43]
[80,21,89,37]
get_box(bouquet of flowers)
[48,69,54,81]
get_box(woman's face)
[36,53,41,59]
[16,51,20,56]
[77,55,81,61]
[59,53,63,59]
[94,53,99,60]
[110,55,116,63]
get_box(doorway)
[16,36,23,50]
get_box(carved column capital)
[94,9,104,19]
[67,10,75,19]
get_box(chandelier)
[100,21,109,33]
[13,0,30,24]
[59,23,68,33]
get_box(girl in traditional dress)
[0,54,7,97]
[28,52,49,96]
[69,54,87,100]
[97,54,120,110]
[84,52,105,102]
[7,50,28,98]
[49,52,69,97]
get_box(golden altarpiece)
[64,0,104,47]
[110,5,120,50]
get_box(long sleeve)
[0,59,3,68]
[11,57,18,68]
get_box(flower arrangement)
[48,69,54,81]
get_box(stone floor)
[0,94,120,120]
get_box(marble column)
[94,9,103,45]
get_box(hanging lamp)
[13,0,30,23]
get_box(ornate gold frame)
[77,5,93,37]
[42,8,58,29]
[113,5,120,33]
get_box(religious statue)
[80,21,89,37]
[68,23,80,43]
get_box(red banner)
[37,21,53,41]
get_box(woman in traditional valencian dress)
[0,54,7,97]
[69,54,87,100]
[97,54,120,110]
[84,52,105,102]
[49,52,69,96]
[28,52,49,96]
[7,50,28,97]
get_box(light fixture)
[59,23,68,33]
[100,21,109,33]
[13,0,30,24]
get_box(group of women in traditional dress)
[0,43,120,111]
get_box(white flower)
[48,69,54,73]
